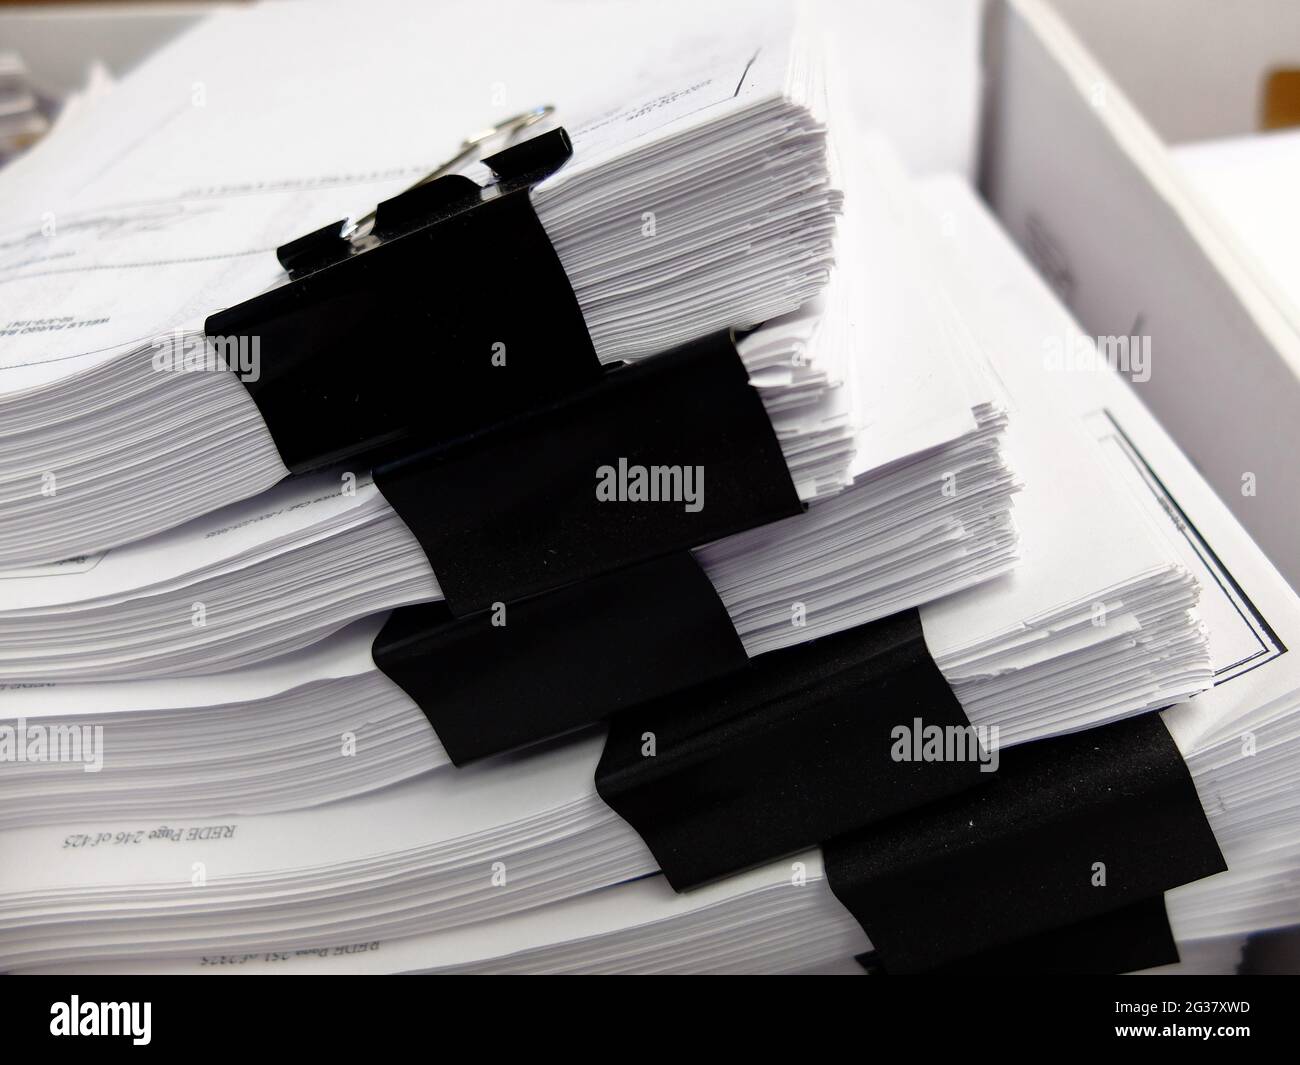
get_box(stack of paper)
[0,155,1236,975]
[8,679,1298,975]
[0,4,840,569]
[1164,700,1300,944]
[365,687,1300,979]
[3,0,1296,978]
[12,854,868,976]
[0,735,644,971]
[0,143,1018,692]
[0,148,1208,834]
[0,152,1023,825]
[532,27,838,363]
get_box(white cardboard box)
[979,0,1300,590]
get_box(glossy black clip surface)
[596,609,981,890]
[206,128,601,473]
[372,553,749,765]
[824,713,1225,973]
[373,331,803,616]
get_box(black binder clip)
[907,896,1183,975]
[595,609,986,890]
[371,552,750,764]
[206,108,603,472]
[372,329,805,616]
[823,714,1226,973]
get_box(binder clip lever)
[207,107,603,473]
[278,105,561,279]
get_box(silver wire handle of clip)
[342,105,555,241]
